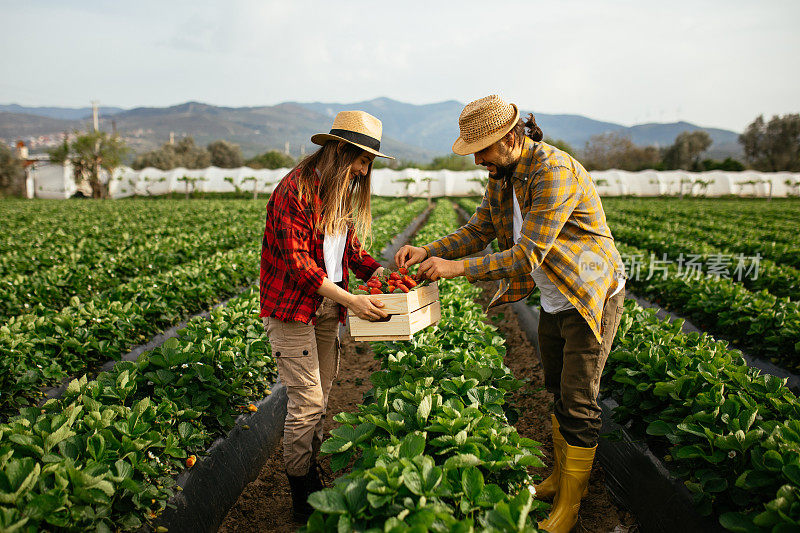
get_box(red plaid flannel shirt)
[259,167,381,324]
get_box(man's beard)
[488,161,517,181]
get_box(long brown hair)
[295,140,372,250]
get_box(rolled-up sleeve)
[464,165,580,282]
[274,194,327,292]
[423,189,497,260]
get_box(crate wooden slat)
[349,300,441,341]
[367,282,439,314]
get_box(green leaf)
[782,464,800,486]
[399,433,426,459]
[461,467,484,501]
[320,437,352,455]
[719,512,759,533]
[308,488,348,514]
[444,454,481,469]
[416,395,432,427]
[646,420,673,436]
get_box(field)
[1,196,799,532]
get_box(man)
[395,95,626,533]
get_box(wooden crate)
[349,282,440,341]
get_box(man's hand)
[395,245,427,269]
[416,257,466,281]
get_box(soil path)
[475,281,638,533]
[218,327,379,533]
[219,282,639,533]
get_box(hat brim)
[451,104,520,156]
[310,133,395,159]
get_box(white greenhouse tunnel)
[27,162,800,199]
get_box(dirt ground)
[476,282,638,533]
[218,282,638,533]
[218,326,380,533]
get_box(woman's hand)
[395,245,427,268]
[348,294,388,321]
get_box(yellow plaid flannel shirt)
[423,137,625,343]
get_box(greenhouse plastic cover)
[29,162,800,199]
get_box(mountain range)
[0,98,742,162]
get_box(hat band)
[329,129,380,151]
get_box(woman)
[259,110,391,520]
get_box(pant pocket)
[275,346,319,387]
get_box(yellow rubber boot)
[538,442,596,533]
[534,415,588,502]
[533,415,564,501]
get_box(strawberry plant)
[603,299,800,531]
[0,287,277,531]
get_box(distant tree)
[393,177,416,202]
[207,140,243,168]
[739,114,800,171]
[544,137,576,157]
[426,154,478,171]
[421,176,434,206]
[132,137,211,170]
[242,176,274,200]
[662,131,712,170]
[0,143,26,197]
[141,175,167,196]
[700,157,745,171]
[177,175,207,199]
[48,129,129,198]
[582,132,661,171]
[245,150,295,169]
[223,176,242,194]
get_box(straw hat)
[311,110,394,159]
[452,95,520,155]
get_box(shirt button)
[303,350,309,355]
[275,351,281,357]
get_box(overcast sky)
[1,0,797,132]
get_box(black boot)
[286,473,313,522]
[306,457,325,494]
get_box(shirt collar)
[510,136,535,184]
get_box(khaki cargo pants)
[538,287,625,448]
[264,297,341,476]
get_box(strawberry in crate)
[352,266,429,295]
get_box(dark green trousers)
[538,288,625,448]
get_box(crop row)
[603,198,800,243]
[602,299,800,532]
[604,207,800,271]
[616,241,800,372]
[610,222,800,301]
[0,286,278,532]
[0,244,261,416]
[0,201,262,278]
[1,196,413,416]
[370,199,428,260]
[0,195,422,531]
[0,216,261,321]
[303,201,549,531]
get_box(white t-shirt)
[511,192,623,313]
[323,232,347,283]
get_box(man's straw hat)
[452,95,520,155]
[311,110,394,159]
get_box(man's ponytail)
[524,113,543,142]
